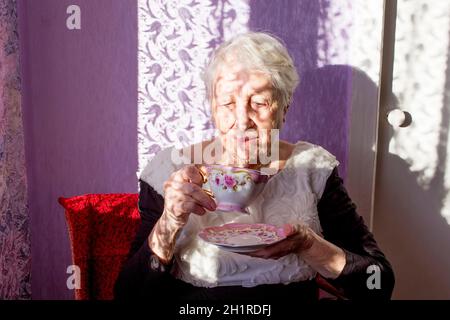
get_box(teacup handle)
[196,164,208,183]
[196,165,215,199]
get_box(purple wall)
[19,0,138,299]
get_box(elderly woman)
[114,32,394,301]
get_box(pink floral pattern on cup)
[208,168,256,193]
[201,165,272,213]
[224,175,237,188]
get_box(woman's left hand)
[247,224,316,259]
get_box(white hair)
[203,32,300,114]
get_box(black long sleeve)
[317,168,395,300]
[113,180,170,300]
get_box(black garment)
[114,168,395,300]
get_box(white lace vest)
[140,141,339,288]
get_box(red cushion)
[58,194,141,300]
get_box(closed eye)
[220,102,235,108]
[252,101,268,108]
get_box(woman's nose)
[235,101,253,130]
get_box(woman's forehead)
[214,66,273,96]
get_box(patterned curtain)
[0,0,31,299]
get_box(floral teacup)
[199,165,271,214]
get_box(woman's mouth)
[236,136,258,143]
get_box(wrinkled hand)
[247,224,315,259]
[162,165,217,229]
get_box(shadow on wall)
[288,65,353,180]
[374,119,450,299]
[283,65,383,225]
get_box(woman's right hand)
[148,165,216,264]
[162,165,217,229]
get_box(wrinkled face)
[211,62,284,167]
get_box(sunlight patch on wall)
[137,0,249,176]
[317,0,383,85]
[388,0,450,190]
[317,0,352,67]
[349,1,383,84]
